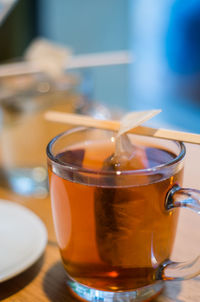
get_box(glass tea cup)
[47,127,200,302]
[0,71,78,197]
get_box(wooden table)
[0,143,200,302]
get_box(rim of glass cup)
[46,126,186,176]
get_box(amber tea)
[48,130,183,293]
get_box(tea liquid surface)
[48,139,183,291]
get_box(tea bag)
[115,110,161,169]
[102,110,161,171]
[94,110,161,266]
[25,38,72,78]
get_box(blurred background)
[1,0,200,130]
[0,0,200,197]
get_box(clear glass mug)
[47,127,200,302]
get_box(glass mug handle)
[157,185,200,281]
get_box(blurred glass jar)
[0,71,85,198]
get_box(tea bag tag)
[118,110,162,137]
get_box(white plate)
[0,199,47,282]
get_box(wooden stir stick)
[44,111,200,145]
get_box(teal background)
[38,0,130,111]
